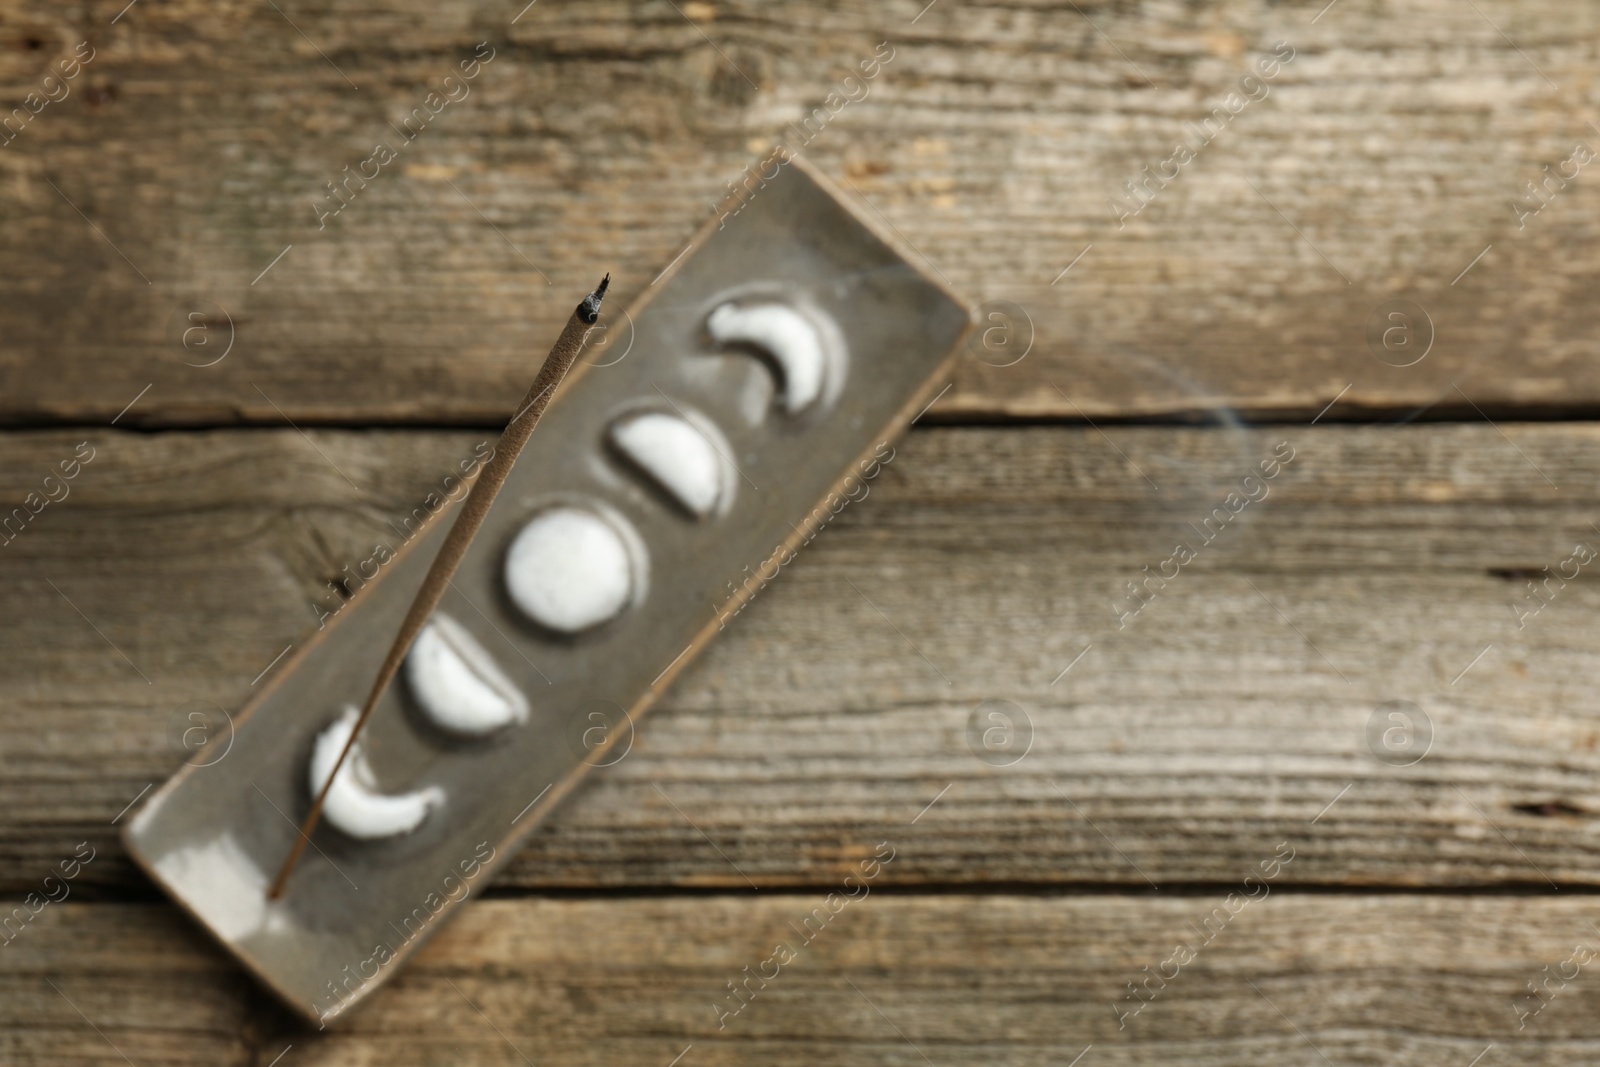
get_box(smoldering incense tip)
[578,273,611,324]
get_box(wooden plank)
[0,2,1596,423]
[0,900,258,1066]
[7,894,1600,1063]
[3,423,1598,892]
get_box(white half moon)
[608,411,729,518]
[707,302,827,414]
[404,614,529,736]
[505,507,637,633]
[309,706,444,840]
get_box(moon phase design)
[504,506,640,633]
[607,410,733,518]
[404,614,530,736]
[706,302,831,414]
[309,707,445,839]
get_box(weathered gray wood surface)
[5,0,1599,1058]
[3,423,1597,894]
[7,895,1600,1065]
[0,1,1597,423]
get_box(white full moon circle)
[505,506,637,633]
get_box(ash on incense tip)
[578,272,611,324]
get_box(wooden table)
[5,1,1600,1063]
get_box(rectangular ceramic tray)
[123,152,973,1025]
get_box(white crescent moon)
[309,707,444,839]
[707,302,828,414]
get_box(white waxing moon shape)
[505,506,638,633]
[404,614,529,736]
[608,411,730,518]
[706,302,828,414]
[309,707,445,839]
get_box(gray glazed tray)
[122,152,974,1025]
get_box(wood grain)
[0,1,1597,424]
[3,423,1599,893]
[0,900,260,1066]
[6,894,1600,1064]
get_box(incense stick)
[268,274,610,900]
